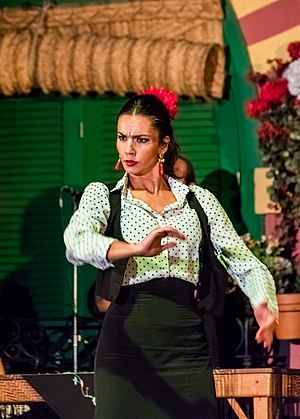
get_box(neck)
[128,174,169,194]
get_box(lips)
[124,160,137,167]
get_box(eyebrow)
[118,132,151,138]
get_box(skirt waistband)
[115,277,196,304]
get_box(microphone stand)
[72,264,79,373]
[71,194,81,373]
[60,186,81,373]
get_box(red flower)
[246,99,269,118]
[258,120,289,143]
[141,86,178,119]
[287,41,300,61]
[259,79,288,104]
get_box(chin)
[125,168,140,176]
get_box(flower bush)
[246,41,300,291]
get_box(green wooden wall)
[220,0,263,236]
[0,98,68,319]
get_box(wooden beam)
[227,398,248,419]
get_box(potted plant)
[245,41,300,339]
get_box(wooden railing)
[214,368,300,418]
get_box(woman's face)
[117,114,168,176]
[174,158,188,184]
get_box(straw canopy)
[0,0,225,98]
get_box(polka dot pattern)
[120,185,201,285]
[64,181,116,270]
[63,174,278,314]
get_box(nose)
[125,138,135,155]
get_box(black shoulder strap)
[186,191,228,316]
[186,191,210,297]
[186,191,209,229]
[105,183,122,239]
[187,190,229,368]
[95,183,128,302]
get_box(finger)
[255,330,262,344]
[261,340,271,351]
[255,330,273,349]
[161,242,177,251]
[154,226,186,240]
[255,328,266,342]
[265,342,271,351]
[264,336,273,351]
[162,228,186,240]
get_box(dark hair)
[177,155,197,185]
[117,94,180,177]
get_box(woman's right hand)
[254,302,277,351]
[135,226,186,257]
[107,227,185,262]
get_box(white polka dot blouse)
[63,174,278,315]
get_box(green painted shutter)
[82,96,125,185]
[175,100,220,196]
[0,98,67,319]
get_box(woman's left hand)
[254,302,277,351]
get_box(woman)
[174,155,197,186]
[64,87,278,419]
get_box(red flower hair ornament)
[141,86,178,119]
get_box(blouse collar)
[110,173,191,206]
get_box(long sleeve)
[63,182,116,270]
[193,186,278,315]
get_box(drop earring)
[158,156,165,176]
[115,157,121,170]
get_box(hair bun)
[141,86,178,119]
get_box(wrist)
[107,240,142,262]
[132,242,142,257]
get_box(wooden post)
[253,397,273,419]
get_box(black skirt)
[94,278,218,419]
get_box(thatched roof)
[0,0,225,98]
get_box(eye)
[136,137,149,143]
[118,134,126,141]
